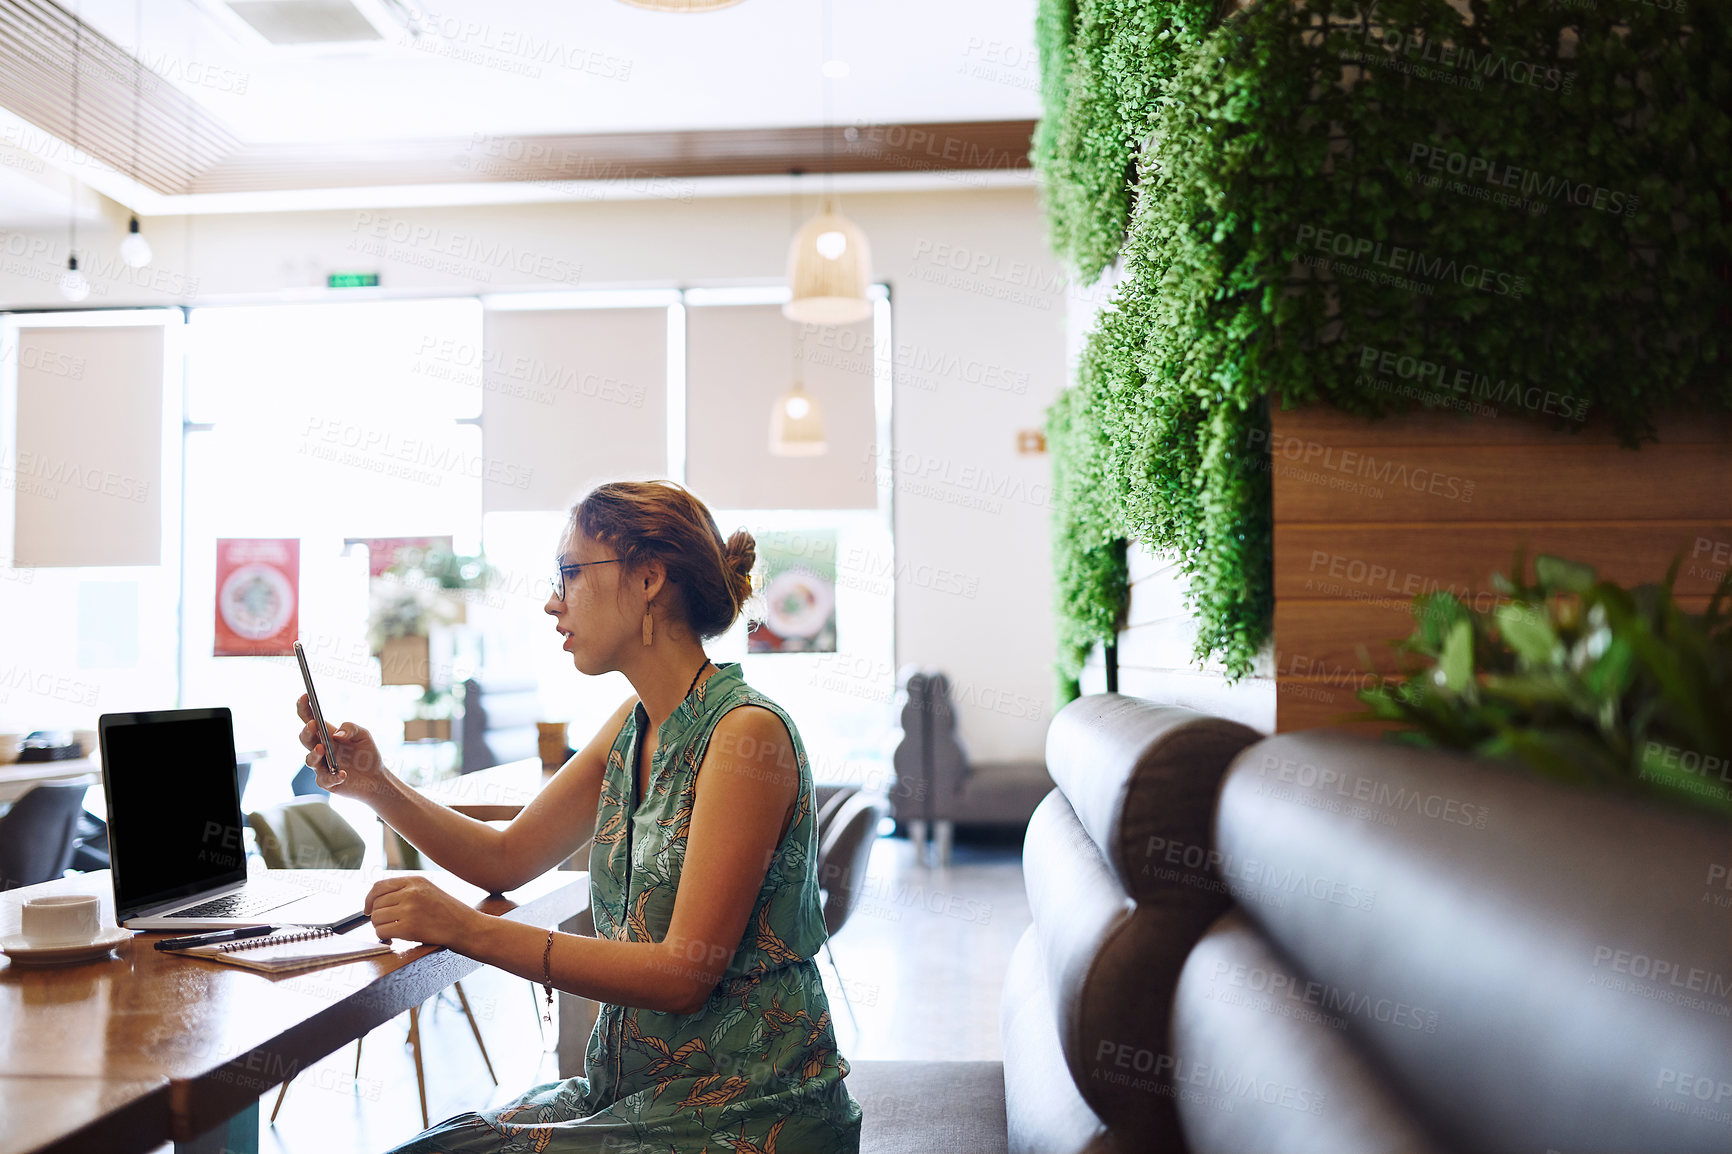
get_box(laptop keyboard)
[172,888,292,919]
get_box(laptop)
[100,707,368,932]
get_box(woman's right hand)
[296,694,390,802]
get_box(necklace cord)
[682,658,712,706]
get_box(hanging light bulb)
[770,380,827,456]
[59,255,91,302]
[62,3,89,305]
[119,216,152,268]
[784,200,872,325]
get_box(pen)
[324,911,372,935]
[154,925,279,951]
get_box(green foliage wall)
[1044,0,1732,692]
[1033,0,1221,280]
[1048,373,1130,699]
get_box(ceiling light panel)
[224,1,383,45]
[187,0,418,53]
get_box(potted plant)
[1360,554,1732,817]
[403,686,455,745]
[366,546,493,687]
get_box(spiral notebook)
[164,925,397,974]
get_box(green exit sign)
[327,271,380,288]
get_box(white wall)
[1083,543,1275,733]
[1063,260,1274,731]
[0,311,184,738]
[0,185,1067,760]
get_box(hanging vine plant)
[1047,364,1129,700]
[1032,0,1223,281]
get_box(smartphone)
[293,640,337,774]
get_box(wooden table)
[0,750,269,809]
[0,866,589,1154]
[0,1075,168,1154]
[0,758,102,807]
[417,757,556,821]
[378,760,560,869]
[406,759,600,1081]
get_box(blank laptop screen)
[102,710,246,915]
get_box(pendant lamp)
[770,380,827,456]
[118,2,150,269]
[784,200,872,325]
[784,0,870,325]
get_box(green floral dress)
[390,662,862,1154]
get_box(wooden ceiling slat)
[0,0,1031,202]
[0,0,237,193]
[0,0,239,159]
[0,60,230,186]
[184,120,1034,193]
[0,44,223,186]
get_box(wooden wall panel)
[1270,442,1732,523]
[1273,599,1423,677]
[1268,408,1726,446]
[1278,595,1718,676]
[1272,406,1732,732]
[1276,523,1732,602]
[1273,683,1377,732]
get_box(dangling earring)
[642,610,654,647]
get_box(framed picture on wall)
[747,530,837,654]
[214,538,299,657]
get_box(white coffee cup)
[20,894,103,946]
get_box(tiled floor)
[220,831,1027,1153]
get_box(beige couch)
[850,694,1261,1152]
[857,692,1731,1153]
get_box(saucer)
[0,927,132,967]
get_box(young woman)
[295,480,862,1153]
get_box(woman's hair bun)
[723,529,757,613]
[571,481,758,639]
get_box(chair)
[250,797,496,1129]
[0,783,89,890]
[246,797,365,870]
[458,677,542,773]
[67,810,110,873]
[814,785,858,841]
[891,667,1053,865]
[77,754,263,871]
[813,790,887,1034]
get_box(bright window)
[176,290,894,799]
[180,300,485,800]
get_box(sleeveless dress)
[388,662,862,1154]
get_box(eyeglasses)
[551,557,622,601]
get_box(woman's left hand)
[364,876,483,950]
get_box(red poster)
[214,538,300,657]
